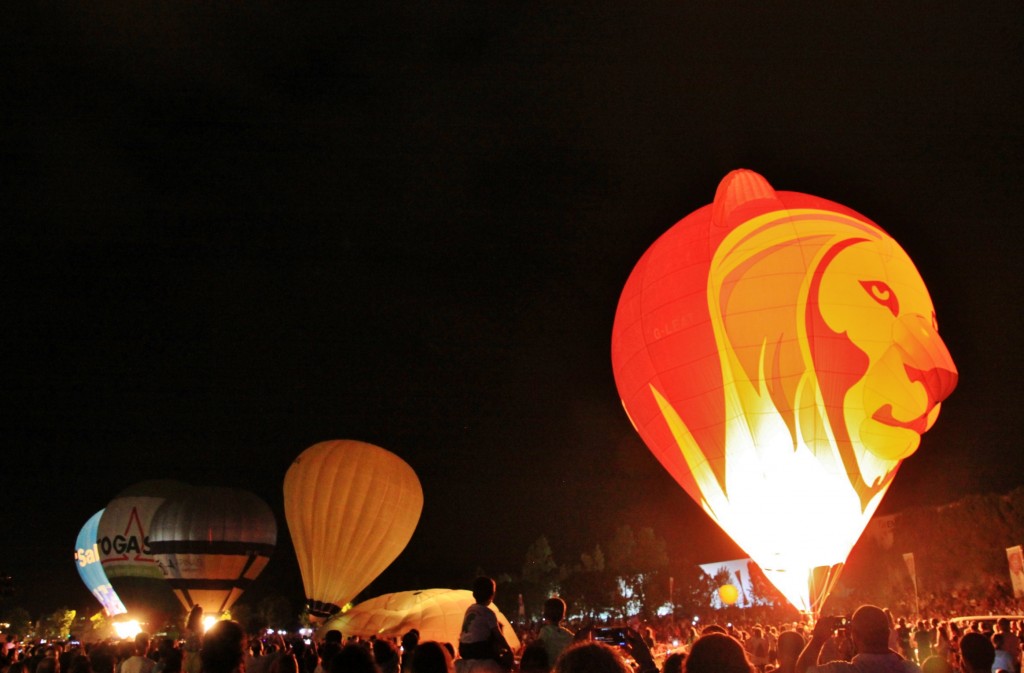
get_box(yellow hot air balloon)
[284,440,424,621]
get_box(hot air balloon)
[148,486,277,615]
[284,440,423,621]
[319,589,520,652]
[74,510,127,616]
[718,584,739,606]
[611,169,957,614]
[98,480,191,618]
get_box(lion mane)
[709,205,892,509]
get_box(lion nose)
[895,313,958,405]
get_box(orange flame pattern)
[612,170,957,613]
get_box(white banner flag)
[1007,546,1024,598]
[902,552,917,592]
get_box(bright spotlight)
[114,620,142,639]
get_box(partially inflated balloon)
[284,440,423,620]
[611,170,957,614]
[149,487,277,614]
[75,510,127,616]
[320,589,520,651]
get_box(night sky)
[4,3,1022,616]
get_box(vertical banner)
[902,552,917,591]
[1007,546,1024,598]
[735,570,746,605]
[903,552,919,616]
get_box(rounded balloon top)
[611,169,957,613]
[284,440,424,620]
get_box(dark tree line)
[492,488,1024,621]
[491,525,723,622]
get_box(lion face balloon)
[611,169,957,613]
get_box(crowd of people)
[2,578,1023,673]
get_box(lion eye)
[859,280,899,316]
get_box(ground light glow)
[113,620,142,639]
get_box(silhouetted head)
[472,577,496,604]
[552,642,629,673]
[331,644,380,673]
[201,620,246,673]
[543,598,566,624]
[685,633,752,673]
[372,640,399,673]
[409,642,453,673]
[401,630,420,653]
[320,642,343,671]
[777,631,805,664]
[850,605,891,652]
[661,652,685,673]
[519,642,549,673]
[135,633,152,655]
[960,633,995,673]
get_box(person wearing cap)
[796,605,920,673]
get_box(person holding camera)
[796,605,919,673]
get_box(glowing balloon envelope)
[320,589,520,651]
[284,440,424,620]
[75,510,127,616]
[148,486,277,614]
[611,169,957,614]
[98,480,191,616]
